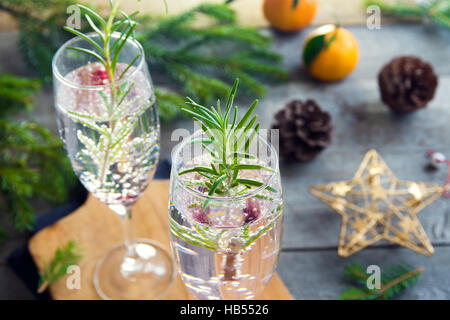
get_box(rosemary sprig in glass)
[180,78,277,209]
[176,79,282,281]
[62,1,153,185]
[64,0,140,84]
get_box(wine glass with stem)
[52,7,174,299]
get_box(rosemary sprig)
[169,203,282,252]
[62,1,156,186]
[64,0,139,83]
[37,240,82,293]
[339,262,424,300]
[180,79,277,208]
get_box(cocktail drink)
[52,1,174,299]
[169,81,283,300]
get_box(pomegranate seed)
[243,198,261,224]
[192,206,210,225]
[90,69,109,85]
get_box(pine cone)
[378,56,438,113]
[272,99,332,162]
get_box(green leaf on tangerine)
[293,0,300,9]
[302,34,325,67]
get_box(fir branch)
[0,72,41,117]
[0,1,286,122]
[139,3,286,103]
[0,71,77,233]
[364,0,450,28]
[340,262,424,300]
[38,240,82,293]
[0,120,77,231]
[154,89,188,122]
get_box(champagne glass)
[52,33,174,300]
[169,129,283,300]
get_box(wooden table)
[157,24,450,299]
[2,5,450,301]
[28,181,292,300]
[263,24,450,299]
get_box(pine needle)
[37,241,82,293]
[340,262,424,300]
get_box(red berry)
[90,69,109,85]
[243,198,261,224]
[192,206,210,225]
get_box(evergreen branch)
[380,266,424,299]
[364,0,450,28]
[340,262,424,300]
[0,73,41,117]
[154,89,187,122]
[364,0,424,17]
[1,1,285,122]
[0,121,77,231]
[38,241,82,293]
[0,71,77,233]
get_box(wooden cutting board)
[28,180,293,300]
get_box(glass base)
[94,239,175,300]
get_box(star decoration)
[309,149,444,257]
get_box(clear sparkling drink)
[169,143,283,300]
[55,62,159,209]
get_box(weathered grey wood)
[278,147,450,249]
[277,246,450,299]
[270,24,450,79]
[258,26,450,249]
[2,23,450,299]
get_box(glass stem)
[224,252,238,281]
[122,206,137,258]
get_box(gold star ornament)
[309,150,444,257]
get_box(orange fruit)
[263,0,318,32]
[302,24,359,82]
